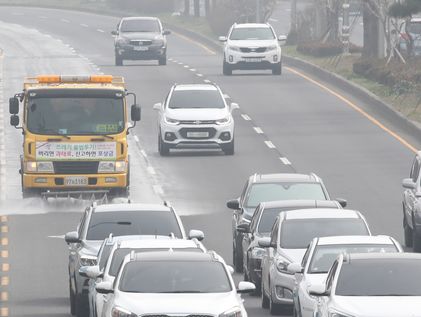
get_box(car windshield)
[408,22,421,35]
[119,261,232,293]
[280,219,369,249]
[27,96,124,135]
[308,244,398,273]
[86,211,183,240]
[245,183,326,208]
[120,19,160,32]
[335,259,421,296]
[168,89,225,109]
[109,247,202,277]
[229,27,275,40]
[98,243,114,271]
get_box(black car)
[227,173,346,272]
[238,199,342,293]
[112,17,170,66]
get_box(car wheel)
[269,291,282,315]
[158,133,170,156]
[403,210,413,247]
[75,294,89,317]
[272,62,282,75]
[412,227,421,252]
[115,55,123,66]
[69,279,76,315]
[233,236,243,273]
[158,55,167,66]
[243,268,249,281]
[261,279,270,309]
[223,61,232,76]
[22,187,37,199]
[221,139,234,155]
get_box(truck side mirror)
[131,104,141,122]
[9,97,19,114]
[10,115,19,127]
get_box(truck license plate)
[187,131,209,138]
[134,46,148,51]
[65,176,88,186]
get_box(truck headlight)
[251,247,265,259]
[216,116,231,125]
[80,255,97,266]
[98,161,126,173]
[25,161,54,173]
[219,307,243,317]
[112,306,136,317]
[115,161,126,172]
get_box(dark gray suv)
[112,17,170,66]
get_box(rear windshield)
[280,218,369,248]
[120,19,160,33]
[87,211,182,240]
[336,259,421,296]
[168,90,225,109]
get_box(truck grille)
[53,161,99,174]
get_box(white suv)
[219,23,286,75]
[153,83,238,156]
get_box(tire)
[158,133,170,156]
[413,228,421,252]
[221,139,234,155]
[269,296,282,315]
[69,279,76,316]
[243,269,249,281]
[22,188,38,199]
[272,62,282,75]
[261,280,270,309]
[403,211,413,247]
[223,61,232,75]
[233,235,243,273]
[115,55,123,66]
[158,55,167,65]
[75,294,88,317]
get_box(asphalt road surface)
[0,6,419,317]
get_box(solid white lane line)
[241,114,251,121]
[253,127,264,134]
[280,157,292,165]
[97,29,105,33]
[265,141,276,149]
[80,23,89,28]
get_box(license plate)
[244,58,262,62]
[187,131,209,138]
[65,176,88,186]
[134,46,148,51]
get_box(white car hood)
[281,248,306,263]
[166,108,229,121]
[115,292,242,315]
[334,296,421,317]
[228,39,277,47]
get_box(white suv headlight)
[164,115,180,125]
[251,247,265,259]
[112,306,136,317]
[219,307,243,317]
[216,116,231,125]
[267,45,278,51]
[80,255,97,266]
[26,161,54,173]
[228,46,241,52]
[98,161,126,173]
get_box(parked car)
[227,172,345,272]
[259,208,370,315]
[289,235,403,317]
[402,151,421,252]
[65,202,203,317]
[82,235,206,317]
[219,23,287,75]
[239,199,342,293]
[112,16,170,66]
[98,251,256,317]
[310,253,421,317]
[399,17,421,56]
[153,83,238,155]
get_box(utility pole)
[291,0,297,32]
[256,0,261,23]
[342,0,350,54]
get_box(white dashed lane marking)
[253,127,264,134]
[189,68,196,72]
[265,141,276,149]
[97,29,105,33]
[241,114,251,121]
[203,79,211,83]
[196,73,203,77]
[280,157,292,165]
[147,166,156,175]
[153,185,164,195]
[61,19,70,23]
[80,24,89,28]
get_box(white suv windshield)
[229,27,275,40]
[169,90,225,109]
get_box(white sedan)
[288,235,403,317]
[309,252,421,317]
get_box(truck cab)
[9,75,141,199]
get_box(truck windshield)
[27,97,125,135]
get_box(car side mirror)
[131,104,141,122]
[163,30,171,35]
[230,102,239,111]
[258,237,271,248]
[227,265,234,275]
[336,198,347,208]
[236,222,250,233]
[79,265,103,279]
[79,266,89,278]
[287,262,303,274]
[278,35,287,44]
[308,283,328,296]
[219,36,227,42]
[65,231,80,244]
[9,97,19,114]
[111,30,118,36]
[10,115,19,127]
[237,281,255,294]
[227,199,240,210]
[402,178,416,189]
[95,281,114,294]
[188,229,205,241]
[153,102,162,110]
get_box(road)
[0,5,419,317]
